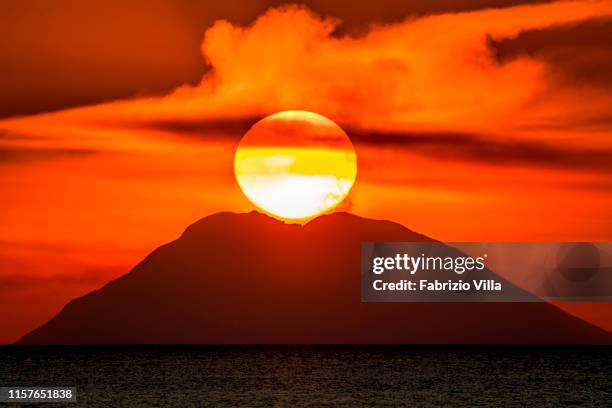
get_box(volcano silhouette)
[18,212,611,344]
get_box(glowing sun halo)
[234,111,357,221]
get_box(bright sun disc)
[234,110,357,221]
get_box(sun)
[234,110,357,222]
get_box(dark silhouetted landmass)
[17,212,612,344]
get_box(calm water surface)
[1,346,611,407]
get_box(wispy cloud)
[0,146,98,164]
[0,270,110,290]
[350,129,612,173]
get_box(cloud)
[350,129,612,173]
[0,240,133,292]
[1,1,611,183]
[491,17,612,90]
[128,116,612,173]
[11,0,606,132]
[129,117,259,139]
[178,0,612,131]
[0,146,98,164]
[0,270,110,290]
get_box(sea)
[1,346,611,407]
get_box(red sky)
[1,0,612,343]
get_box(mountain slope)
[18,212,612,344]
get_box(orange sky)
[1,0,612,343]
